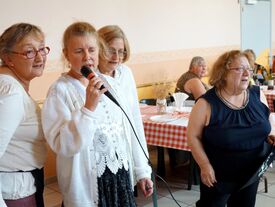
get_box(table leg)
[157,147,165,177]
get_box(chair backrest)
[139,99,157,106]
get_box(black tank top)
[201,86,271,182]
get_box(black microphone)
[80,66,120,106]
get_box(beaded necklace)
[217,88,248,110]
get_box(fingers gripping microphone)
[80,66,120,106]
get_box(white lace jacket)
[42,65,151,207]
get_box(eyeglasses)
[10,46,50,59]
[105,48,126,58]
[198,64,207,68]
[229,66,254,74]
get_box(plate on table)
[175,106,192,113]
[150,114,178,123]
[166,106,193,113]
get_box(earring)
[9,63,14,69]
[67,62,72,69]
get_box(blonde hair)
[97,25,130,63]
[243,49,256,69]
[63,21,99,50]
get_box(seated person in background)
[243,49,268,85]
[255,64,269,85]
[243,49,256,70]
[243,49,257,85]
[169,56,209,169]
[175,56,209,100]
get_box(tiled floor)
[44,147,275,207]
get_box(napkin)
[173,92,189,110]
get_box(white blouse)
[0,75,46,203]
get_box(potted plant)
[153,81,173,114]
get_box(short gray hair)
[189,56,205,70]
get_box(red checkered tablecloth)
[140,105,191,151]
[263,90,275,112]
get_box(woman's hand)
[84,76,107,111]
[267,134,275,146]
[200,162,217,188]
[138,178,153,197]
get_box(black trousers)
[31,168,44,207]
[196,179,260,207]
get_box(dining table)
[263,89,275,112]
[140,105,191,150]
[140,104,199,190]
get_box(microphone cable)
[115,102,183,207]
[81,66,183,206]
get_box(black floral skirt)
[97,167,137,207]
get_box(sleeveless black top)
[201,86,270,184]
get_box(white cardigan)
[42,65,151,207]
[0,75,46,206]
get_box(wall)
[1,0,243,101]
[0,0,241,55]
